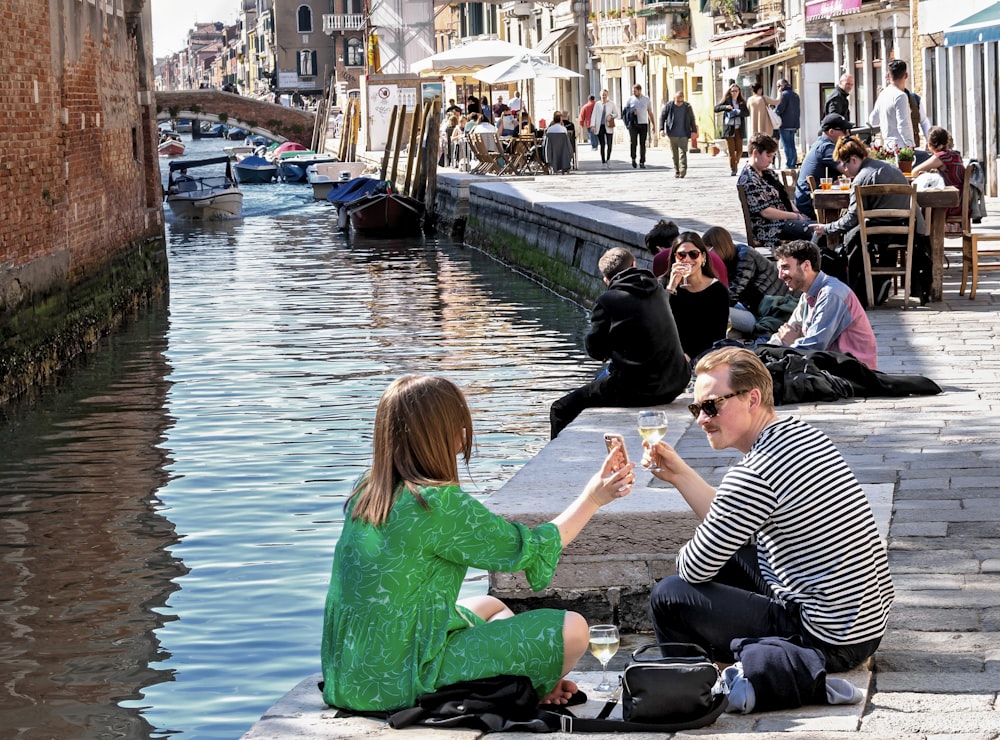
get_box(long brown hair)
[349,375,473,526]
[702,226,737,263]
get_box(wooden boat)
[166,156,243,220]
[346,190,424,235]
[233,155,277,184]
[158,132,185,157]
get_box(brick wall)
[0,1,166,402]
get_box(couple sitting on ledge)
[321,342,894,717]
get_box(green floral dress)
[321,483,567,711]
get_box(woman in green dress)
[321,374,635,712]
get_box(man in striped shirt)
[644,347,893,673]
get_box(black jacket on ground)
[586,267,690,395]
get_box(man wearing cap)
[794,113,853,219]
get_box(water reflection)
[0,137,596,739]
[0,308,186,739]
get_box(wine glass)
[678,262,692,288]
[637,409,668,472]
[588,624,620,692]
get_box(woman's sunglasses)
[675,250,702,260]
[687,390,748,419]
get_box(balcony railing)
[323,14,365,33]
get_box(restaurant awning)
[686,28,776,64]
[533,25,577,55]
[732,47,804,77]
[943,2,1000,47]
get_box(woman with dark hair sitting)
[653,231,730,362]
[736,133,815,250]
[911,125,966,222]
[702,225,792,335]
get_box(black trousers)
[549,373,682,439]
[649,545,882,672]
[629,124,649,164]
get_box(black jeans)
[549,372,682,439]
[629,124,649,164]
[649,545,882,672]
[596,125,614,162]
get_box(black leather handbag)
[622,642,727,725]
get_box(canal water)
[0,136,598,738]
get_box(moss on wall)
[0,238,168,403]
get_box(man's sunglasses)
[688,390,748,419]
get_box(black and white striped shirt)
[676,417,894,645]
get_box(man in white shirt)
[868,59,914,151]
[624,84,656,169]
[508,91,522,115]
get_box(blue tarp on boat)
[326,177,382,206]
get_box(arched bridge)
[155,90,316,146]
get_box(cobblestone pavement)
[510,143,1000,737]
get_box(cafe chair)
[780,168,798,200]
[855,183,918,308]
[543,131,573,174]
[736,185,764,249]
[468,133,504,176]
[955,167,1000,298]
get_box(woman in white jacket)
[589,89,620,168]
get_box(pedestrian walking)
[589,89,620,168]
[624,84,656,169]
[774,79,801,168]
[714,83,749,176]
[660,91,698,178]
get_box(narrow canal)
[0,137,598,738]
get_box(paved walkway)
[244,145,1000,738]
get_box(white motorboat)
[306,161,369,200]
[166,156,243,220]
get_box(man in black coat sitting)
[550,248,690,438]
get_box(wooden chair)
[855,183,918,308]
[468,133,503,175]
[955,165,1000,298]
[736,184,764,249]
[779,168,798,200]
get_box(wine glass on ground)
[637,410,668,472]
[588,624,620,692]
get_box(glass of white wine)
[588,624,620,692]
[637,409,668,472]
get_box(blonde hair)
[349,375,473,525]
[695,347,775,410]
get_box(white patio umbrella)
[473,54,583,84]
[411,39,537,76]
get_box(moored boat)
[277,152,338,183]
[346,189,424,235]
[166,156,243,220]
[233,155,277,184]
[307,161,368,200]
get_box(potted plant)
[897,147,915,173]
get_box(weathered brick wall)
[0,1,166,402]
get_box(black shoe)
[874,279,892,306]
[731,169,737,176]
[640,163,646,169]
[632,160,637,168]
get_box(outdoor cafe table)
[813,186,960,302]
